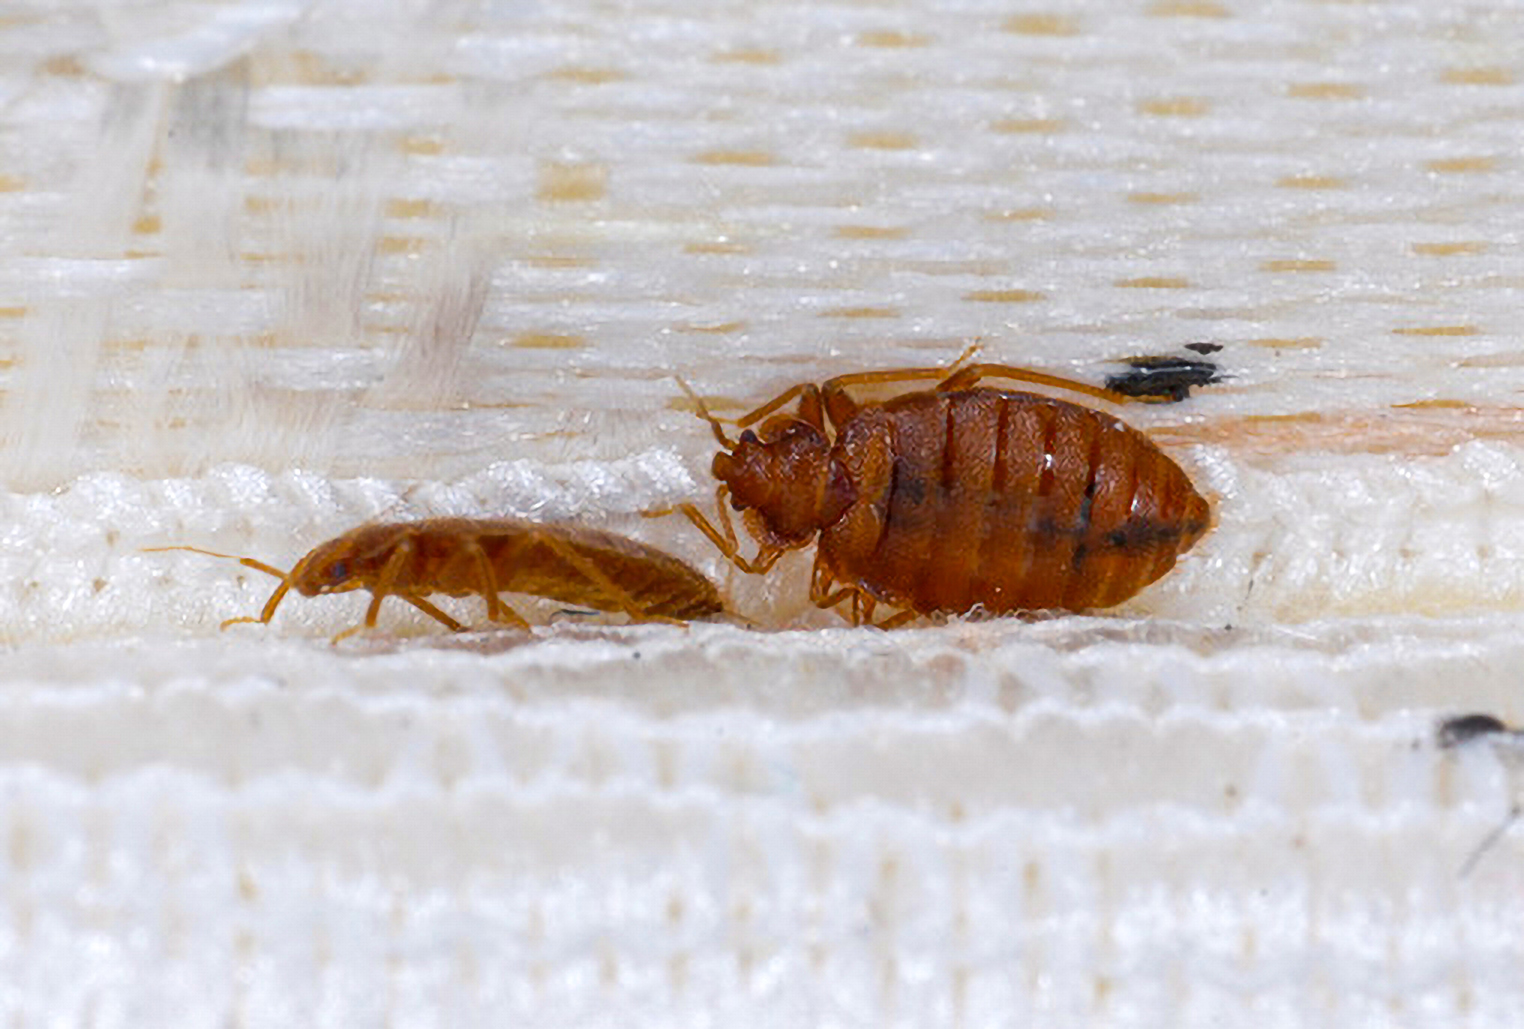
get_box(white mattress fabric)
[2,0,1524,1024]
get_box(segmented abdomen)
[824,388,1209,614]
[496,528,726,619]
[384,520,724,620]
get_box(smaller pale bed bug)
[148,517,724,642]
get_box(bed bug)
[147,517,724,642]
[667,354,1211,627]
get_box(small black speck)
[632,650,642,660]
[1105,355,1223,402]
[1438,713,1510,749]
[1185,342,1223,355]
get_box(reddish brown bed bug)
[147,516,724,642]
[667,353,1211,628]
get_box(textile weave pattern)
[0,0,1522,1024]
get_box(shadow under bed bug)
[660,350,1213,628]
[148,517,724,643]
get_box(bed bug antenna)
[675,377,734,447]
[143,545,297,628]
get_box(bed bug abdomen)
[818,388,1209,615]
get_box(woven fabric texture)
[1,0,1523,1024]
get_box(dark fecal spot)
[1438,713,1512,748]
[1185,342,1223,355]
[1106,355,1224,402]
[1106,519,1191,551]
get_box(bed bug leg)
[814,588,916,630]
[743,545,784,575]
[470,539,504,622]
[223,577,293,631]
[647,501,731,554]
[330,622,368,645]
[466,538,532,629]
[817,344,978,402]
[640,499,760,569]
[733,382,825,430]
[813,587,856,611]
[855,593,877,627]
[945,342,983,375]
[708,488,786,573]
[331,538,414,644]
[397,594,468,633]
[730,348,985,434]
[809,558,857,613]
[142,545,298,630]
[810,560,916,628]
[811,347,1133,410]
[658,491,781,575]
[935,362,1135,406]
[873,610,919,631]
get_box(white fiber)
[3,0,1524,1023]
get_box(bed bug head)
[713,417,855,545]
[288,525,401,596]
